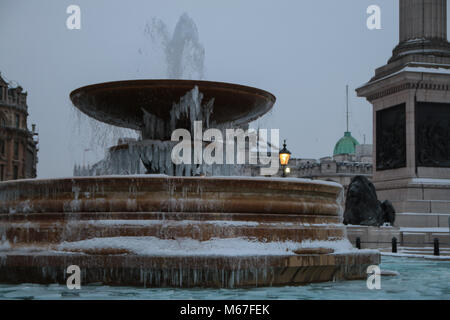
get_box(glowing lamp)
[279,140,291,177]
[279,140,291,166]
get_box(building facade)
[278,134,373,191]
[0,73,38,181]
[291,151,372,189]
[235,131,373,191]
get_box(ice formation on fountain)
[140,86,214,140]
[136,14,216,176]
[170,86,214,131]
[73,83,251,177]
[133,85,220,176]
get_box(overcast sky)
[0,0,430,178]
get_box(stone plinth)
[346,225,401,249]
[357,65,450,228]
[346,225,449,249]
[357,0,450,228]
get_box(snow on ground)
[400,227,450,233]
[410,178,450,185]
[381,252,450,260]
[399,212,450,216]
[56,237,363,257]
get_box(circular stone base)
[0,251,379,288]
[0,176,379,287]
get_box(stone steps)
[395,211,450,228]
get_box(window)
[0,87,3,101]
[15,114,20,128]
[14,140,19,160]
[0,139,4,155]
[13,165,18,180]
[0,111,6,127]
[0,164,3,181]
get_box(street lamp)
[279,139,291,177]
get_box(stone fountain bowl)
[0,176,379,287]
[70,79,276,131]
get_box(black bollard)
[356,237,361,249]
[434,238,440,256]
[392,237,397,253]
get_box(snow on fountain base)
[0,176,380,287]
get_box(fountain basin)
[70,80,276,132]
[0,176,379,287]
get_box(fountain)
[0,14,378,288]
[70,79,275,176]
[0,78,379,287]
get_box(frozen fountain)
[0,78,379,287]
[0,14,378,288]
[0,174,379,287]
[70,79,274,176]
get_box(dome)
[333,131,360,155]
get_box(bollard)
[356,237,361,249]
[434,238,440,256]
[392,237,397,253]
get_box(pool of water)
[0,256,448,300]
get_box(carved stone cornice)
[356,68,450,102]
[366,80,450,102]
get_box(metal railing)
[355,237,449,256]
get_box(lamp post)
[279,139,291,177]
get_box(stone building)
[0,73,38,181]
[277,132,373,190]
[274,84,373,190]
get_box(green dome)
[333,132,360,155]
